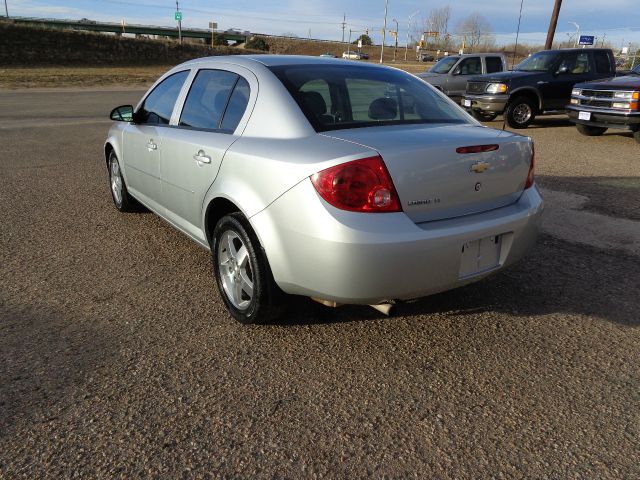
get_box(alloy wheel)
[217,230,254,310]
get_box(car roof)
[178,54,384,69]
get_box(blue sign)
[579,35,594,46]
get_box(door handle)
[147,140,157,151]
[193,150,211,165]
[537,81,548,85]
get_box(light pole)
[380,0,388,64]
[4,0,8,17]
[568,21,579,47]
[405,10,418,61]
[392,18,399,61]
[176,0,182,44]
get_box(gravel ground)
[1,89,639,479]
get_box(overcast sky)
[7,0,640,49]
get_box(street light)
[568,21,580,47]
[405,10,419,61]
[380,0,388,64]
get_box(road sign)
[175,11,182,21]
[357,39,362,48]
[209,22,217,29]
[579,35,594,46]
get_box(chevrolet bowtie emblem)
[470,161,490,173]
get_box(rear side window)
[486,57,503,73]
[594,51,613,74]
[220,77,250,132]
[180,69,238,130]
[139,70,189,125]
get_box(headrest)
[368,97,397,120]
[302,91,327,115]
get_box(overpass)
[8,16,251,42]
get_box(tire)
[576,124,608,136]
[211,213,284,324]
[504,96,536,129]
[470,110,498,122]
[108,151,139,212]
[632,129,640,144]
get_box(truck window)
[456,57,481,75]
[594,51,613,74]
[559,52,591,74]
[485,57,503,74]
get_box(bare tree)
[415,6,452,51]
[455,13,493,52]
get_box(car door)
[121,70,189,210]
[447,57,481,98]
[159,68,254,242]
[545,52,592,110]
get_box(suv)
[417,53,507,104]
[463,48,616,128]
[567,63,640,143]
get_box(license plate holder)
[578,111,591,121]
[459,235,502,278]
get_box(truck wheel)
[505,97,536,129]
[633,129,640,144]
[471,110,498,122]
[576,124,608,136]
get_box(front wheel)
[470,110,498,122]
[576,124,608,136]
[108,151,139,212]
[505,96,536,129]
[211,213,284,324]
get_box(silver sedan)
[104,55,543,324]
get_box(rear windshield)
[269,64,470,132]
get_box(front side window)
[559,52,591,74]
[179,69,239,130]
[455,57,481,75]
[486,57,503,74]
[270,64,470,132]
[138,70,189,125]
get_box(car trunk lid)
[322,124,532,223]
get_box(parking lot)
[1,88,639,478]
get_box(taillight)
[525,143,535,189]
[310,155,402,212]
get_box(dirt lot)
[0,88,639,478]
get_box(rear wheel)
[633,129,640,144]
[211,213,284,324]
[505,96,536,129]
[470,110,498,122]
[576,124,608,136]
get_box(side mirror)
[110,105,134,122]
[452,66,461,75]
[555,65,569,76]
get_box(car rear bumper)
[251,180,544,304]
[463,94,509,113]
[566,105,640,130]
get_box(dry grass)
[0,66,175,89]
[0,61,431,89]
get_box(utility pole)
[405,10,418,62]
[341,13,346,43]
[512,0,525,69]
[380,0,388,64]
[176,0,182,44]
[544,0,562,50]
[4,0,9,17]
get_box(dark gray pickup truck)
[567,63,640,143]
[463,48,616,128]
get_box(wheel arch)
[204,197,243,245]
[508,88,542,112]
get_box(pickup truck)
[566,63,640,143]
[416,53,507,106]
[463,48,616,128]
